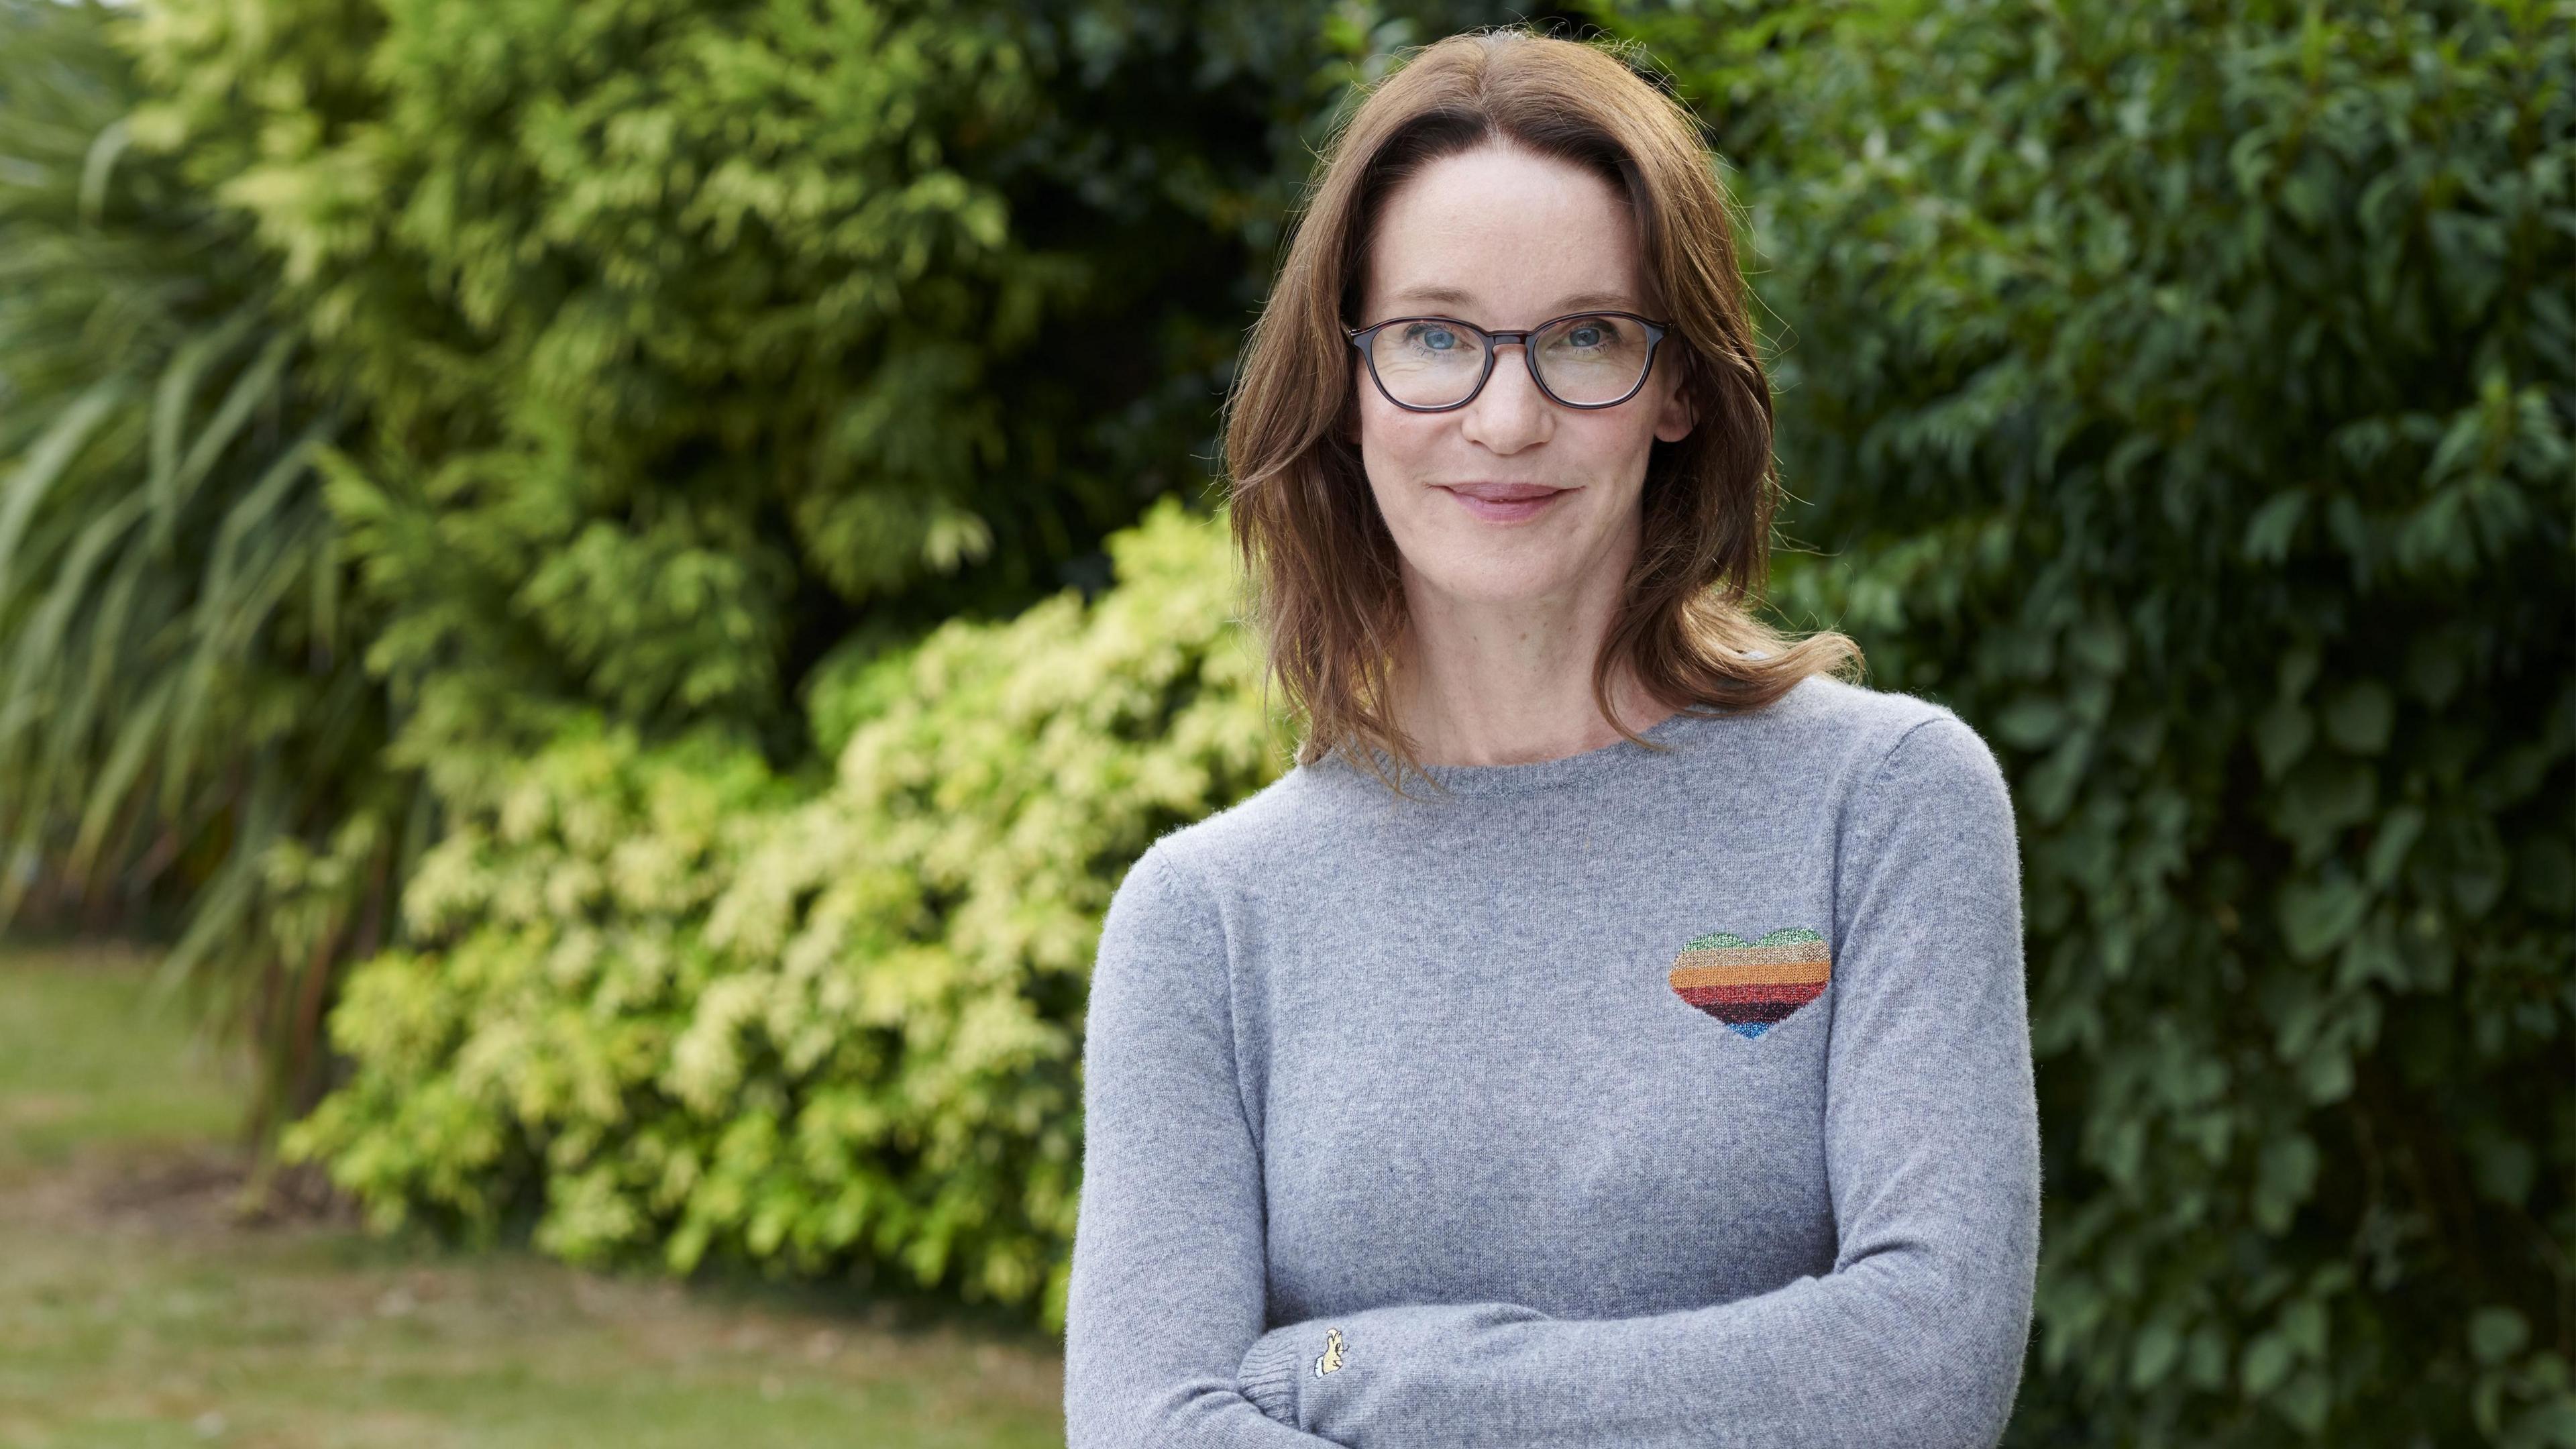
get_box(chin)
[1409,552,1587,606]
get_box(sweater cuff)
[1235,1328,1305,1427]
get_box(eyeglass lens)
[1366,315,1652,408]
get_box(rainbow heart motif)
[1668,927,1831,1039]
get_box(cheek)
[1354,384,1441,481]
[1543,411,1659,481]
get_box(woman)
[1063,27,2037,1449]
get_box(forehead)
[1363,141,1650,321]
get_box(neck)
[1387,561,1673,769]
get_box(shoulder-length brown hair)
[1220,25,1860,796]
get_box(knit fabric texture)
[1061,674,2041,1448]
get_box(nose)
[1457,339,1552,454]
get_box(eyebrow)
[1381,285,1642,315]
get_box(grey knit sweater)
[1062,674,2039,1448]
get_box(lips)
[1442,482,1568,522]
[1448,482,1562,501]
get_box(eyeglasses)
[1346,311,1672,412]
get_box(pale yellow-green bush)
[283,496,1292,1325]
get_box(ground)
[0,939,1067,1448]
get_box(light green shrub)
[284,496,1289,1324]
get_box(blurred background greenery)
[0,0,2567,1444]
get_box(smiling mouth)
[1442,483,1570,523]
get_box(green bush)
[1613,0,2574,1441]
[120,0,1519,769]
[9,0,1510,1142]
[122,0,1083,763]
[284,496,1291,1326]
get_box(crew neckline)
[1342,704,1725,798]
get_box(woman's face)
[1354,140,1693,612]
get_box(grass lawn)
[0,939,1067,1449]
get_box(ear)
[1652,376,1696,444]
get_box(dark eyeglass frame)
[1345,310,1674,413]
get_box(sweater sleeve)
[1063,841,1348,1449]
[1228,714,2041,1448]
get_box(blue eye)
[1407,323,1460,351]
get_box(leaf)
[2254,701,2313,781]
[2243,1332,2296,1397]
[1995,694,2069,750]
[2323,682,2394,754]
[2243,489,2308,564]
[2254,1134,2319,1234]
[2274,760,2376,855]
[2468,1307,2528,1367]
[2365,806,2424,889]
[2278,873,2368,961]
[2131,1319,2184,1389]
[145,305,262,551]
[0,376,126,603]
[2023,729,2093,824]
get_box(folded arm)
[1063,843,1349,1448]
[1232,716,2041,1449]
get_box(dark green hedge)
[1613,0,2573,1441]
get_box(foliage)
[1609,0,2576,1442]
[0,0,415,1140]
[21,0,2566,1440]
[219,0,1514,1332]
[0,0,1513,1148]
[282,496,1293,1328]
[117,0,1522,774]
